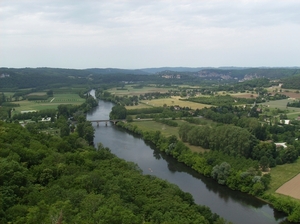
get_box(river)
[86,92,289,224]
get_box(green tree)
[109,105,127,119]
[259,156,269,172]
[211,162,231,185]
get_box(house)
[275,142,287,148]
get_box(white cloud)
[1,0,299,68]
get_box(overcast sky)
[1,0,300,69]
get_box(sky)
[1,0,300,69]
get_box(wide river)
[87,92,290,224]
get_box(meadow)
[11,92,85,116]
[267,158,300,194]
[132,119,207,153]
[108,85,172,96]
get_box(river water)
[87,93,289,224]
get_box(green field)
[132,120,207,153]
[259,99,300,119]
[267,158,300,194]
[109,85,172,96]
[139,97,210,110]
[11,92,85,116]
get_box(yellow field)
[27,92,47,96]
[139,96,210,110]
[109,86,172,96]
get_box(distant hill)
[85,68,150,75]
[139,67,211,74]
[1,67,300,89]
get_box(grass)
[11,92,85,116]
[108,85,172,96]
[258,99,300,119]
[267,158,300,194]
[139,97,211,110]
[132,119,208,153]
[133,120,180,137]
[27,92,47,96]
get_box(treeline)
[116,121,300,222]
[27,95,49,101]
[0,121,226,224]
[179,123,257,158]
[185,95,256,106]
[154,118,178,127]
[282,74,300,89]
[287,100,300,108]
[179,123,299,166]
[12,109,57,121]
[97,90,140,106]
[111,105,192,120]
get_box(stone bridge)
[89,119,125,126]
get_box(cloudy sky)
[1,0,299,69]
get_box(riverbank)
[116,121,300,223]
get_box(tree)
[211,162,231,185]
[109,105,127,119]
[259,156,269,172]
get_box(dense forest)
[0,121,227,224]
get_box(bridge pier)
[105,121,107,126]
[97,122,99,127]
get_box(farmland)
[108,85,171,96]
[11,92,85,116]
[267,158,300,194]
[130,119,208,153]
[138,96,210,110]
[276,174,300,199]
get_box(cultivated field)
[27,92,47,96]
[133,120,181,137]
[11,92,85,116]
[259,99,300,119]
[132,120,207,153]
[276,174,300,199]
[109,85,172,96]
[230,93,258,99]
[267,158,300,196]
[139,97,211,110]
[281,91,300,99]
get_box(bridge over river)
[89,119,126,126]
[89,118,153,126]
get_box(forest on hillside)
[0,120,227,224]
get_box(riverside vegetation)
[109,100,300,222]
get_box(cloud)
[1,0,299,68]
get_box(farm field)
[108,85,172,96]
[139,96,211,110]
[281,91,300,99]
[11,92,85,115]
[230,93,258,99]
[259,99,300,117]
[133,120,180,137]
[132,120,207,153]
[27,92,47,96]
[276,174,300,199]
[267,158,300,196]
